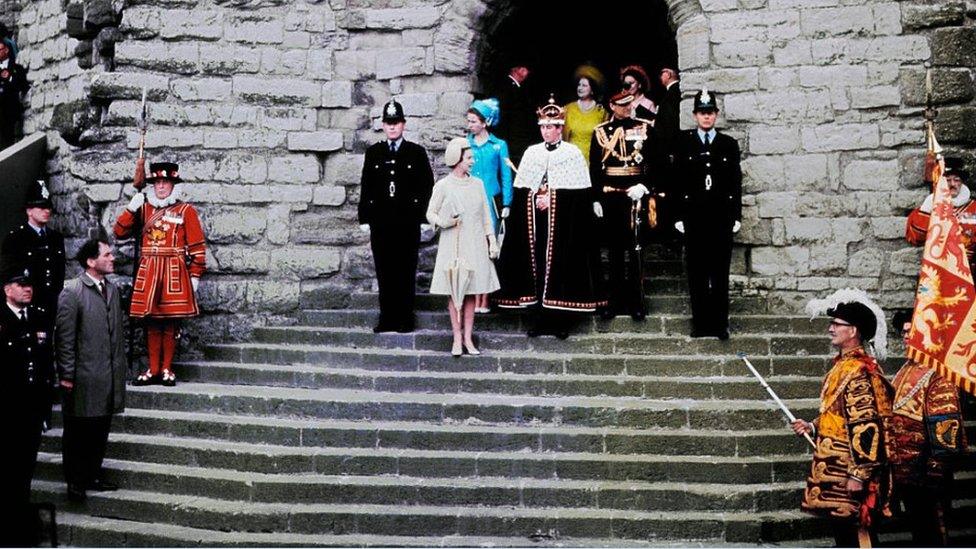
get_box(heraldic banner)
[906,151,976,397]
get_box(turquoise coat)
[468,133,513,233]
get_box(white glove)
[191,277,200,292]
[626,184,649,201]
[592,202,603,218]
[359,224,370,233]
[732,220,741,233]
[674,221,685,234]
[420,223,432,232]
[500,207,510,219]
[126,192,145,212]
[488,235,500,259]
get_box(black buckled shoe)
[132,370,156,386]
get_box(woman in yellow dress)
[563,65,607,165]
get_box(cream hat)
[444,137,470,167]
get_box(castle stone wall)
[9,0,976,347]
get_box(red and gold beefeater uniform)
[802,348,894,526]
[114,201,206,318]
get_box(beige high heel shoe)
[451,342,463,357]
[463,341,480,355]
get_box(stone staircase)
[33,251,976,546]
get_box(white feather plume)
[805,287,887,361]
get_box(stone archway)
[471,1,681,104]
[436,0,707,97]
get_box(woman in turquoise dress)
[466,98,513,313]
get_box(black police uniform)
[1,223,65,324]
[0,273,54,546]
[589,115,658,320]
[358,103,434,332]
[674,122,742,337]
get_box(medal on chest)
[148,219,169,244]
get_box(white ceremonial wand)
[737,353,816,449]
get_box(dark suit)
[0,303,54,547]
[494,76,536,165]
[1,223,66,330]
[655,82,681,144]
[674,128,742,335]
[0,59,29,149]
[358,139,434,330]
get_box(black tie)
[99,281,107,299]
[389,141,396,154]
[703,133,711,146]
[19,309,27,323]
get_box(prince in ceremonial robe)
[495,96,606,339]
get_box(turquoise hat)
[469,98,501,127]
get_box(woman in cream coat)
[427,137,501,356]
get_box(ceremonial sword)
[738,353,816,449]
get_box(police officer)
[358,99,435,333]
[1,179,66,333]
[673,89,742,339]
[590,90,658,321]
[0,264,54,546]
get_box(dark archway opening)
[476,1,678,107]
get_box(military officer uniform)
[0,179,66,333]
[0,265,54,547]
[589,91,658,320]
[358,100,434,333]
[673,89,741,339]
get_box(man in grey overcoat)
[56,238,126,502]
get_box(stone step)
[55,407,975,463]
[53,509,976,548]
[123,382,820,430]
[203,344,890,377]
[55,511,737,548]
[70,408,817,458]
[348,293,769,314]
[299,309,830,336]
[176,361,825,400]
[39,430,811,484]
[245,326,834,357]
[29,480,826,543]
[33,453,806,513]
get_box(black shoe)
[599,308,615,320]
[631,309,646,322]
[88,478,118,492]
[690,329,708,338]
[554,330,569,340]
[395,323,415,333]
[717,330,730,341]
[66,484,87,502]
[527,327,541,338]
[372,324,395,333]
